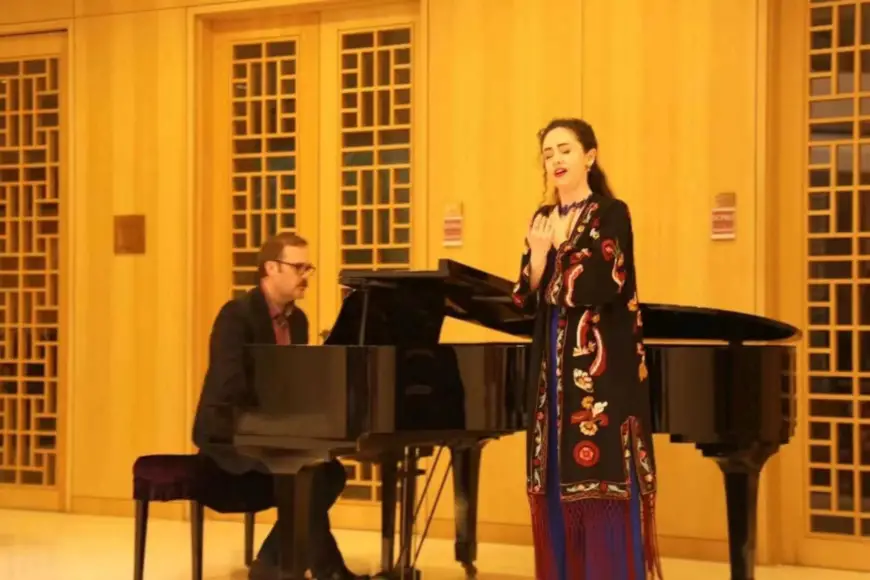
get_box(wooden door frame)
[764,0,807,566]
[190,5,326,525]
[189,0,429,437]
[188,0,429,529]
[0,24,73,513]
[194,7,324,363]
[769,0,870,572]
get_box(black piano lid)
[338,259,531,337]
[639,303,800,343]
[337,259,801,344]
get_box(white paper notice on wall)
[711,192,736,241]
[443,203,464,247]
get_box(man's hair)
[257,232,308,278]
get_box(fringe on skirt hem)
[528,491,663,580]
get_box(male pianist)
[192,232,369,580]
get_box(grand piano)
[232,258,800,580]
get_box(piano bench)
[132,454,275,580]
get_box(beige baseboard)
[70,496,185,520]
[657,535,730,563]
[795,538,870,573]
[0,486,62,511]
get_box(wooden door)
[200,10,323,525]
[773,0,870,572]
[200,1,422,528]
[316,2,421,332]
[0,31,67,511]
[204,11,322,338]
[316,1,421,528]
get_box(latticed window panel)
[0,56,61,487]
[338,27,412,271]
[230,39,299,298]
[806,0,870,539]
[340,460,383,503]
[337,25,414,501]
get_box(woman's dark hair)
[537,117,615,201]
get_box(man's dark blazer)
[192,285,309,474]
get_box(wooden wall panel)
[74,0,243,17]
[70,8,189,508]
[579,0,767,561]
[425,0,773,560]
[424,0,583,539]
[582,0,761,310]
[427,0,583,296]
[0,0,73,26]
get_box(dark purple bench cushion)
[132,454,274,514]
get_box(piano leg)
[396,447,422,580]
[273,467,315,580]
[373,451,422,580]
[714,443,778,580]
[451,445,482,579]
[380,458,398,573]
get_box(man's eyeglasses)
[274,260,316,275]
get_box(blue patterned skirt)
[543,308,647,580]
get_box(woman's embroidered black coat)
[511,193,659,502]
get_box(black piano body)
[233,259,532,579]
[232,258,799,580]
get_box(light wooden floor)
[0,509,868,580]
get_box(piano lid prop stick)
[411,458,453,567]
[358,286,370,345]
[346,278,397,345]
[391,446,454,574]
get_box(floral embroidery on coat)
[511,194,658,503]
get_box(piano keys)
[232,258,799,580]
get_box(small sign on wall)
[711,192,736,241]
[114,214,146,255]
[443,203,463,247]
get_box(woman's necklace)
[557,200,585,216]
[557,190,593,216]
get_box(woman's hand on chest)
[549,210,580,249]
